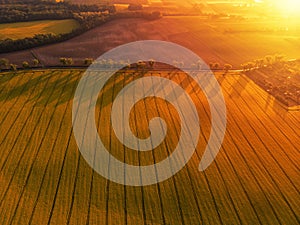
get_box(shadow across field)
[0,70,82,107]
[0,69,299,225]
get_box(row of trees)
[1,57,96,70]
[0,58,237,72]
[209,62,232,72]
[73,12,111,30]
[111,11,162,20]
[1,57,236,72]
[0,30,86,53]
[0,0,115,23]
[241,54,285,72]
[171,60,233,72]
[81,59,153,69]
[0,58,40,71]
[0,1,72,23]
[0,57,156,70]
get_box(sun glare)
[274,0,300,15]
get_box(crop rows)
[0,69,298,225]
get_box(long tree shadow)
[0,71,22,90]
[0,71,52,102]
[93,68,149,110]
[0,70,84,107]
[34,70,83,106]
[0,67,219,112]
[95,67,210,112]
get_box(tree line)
[0,0,114,23]
[0,28,87,53]
[241,55,285,72]
[0,57,154,71]
[1,57,235,74]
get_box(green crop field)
[0,69,299,224]
[0,19,80,40]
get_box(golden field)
[0,19,80,40]
[0,69,299,224]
